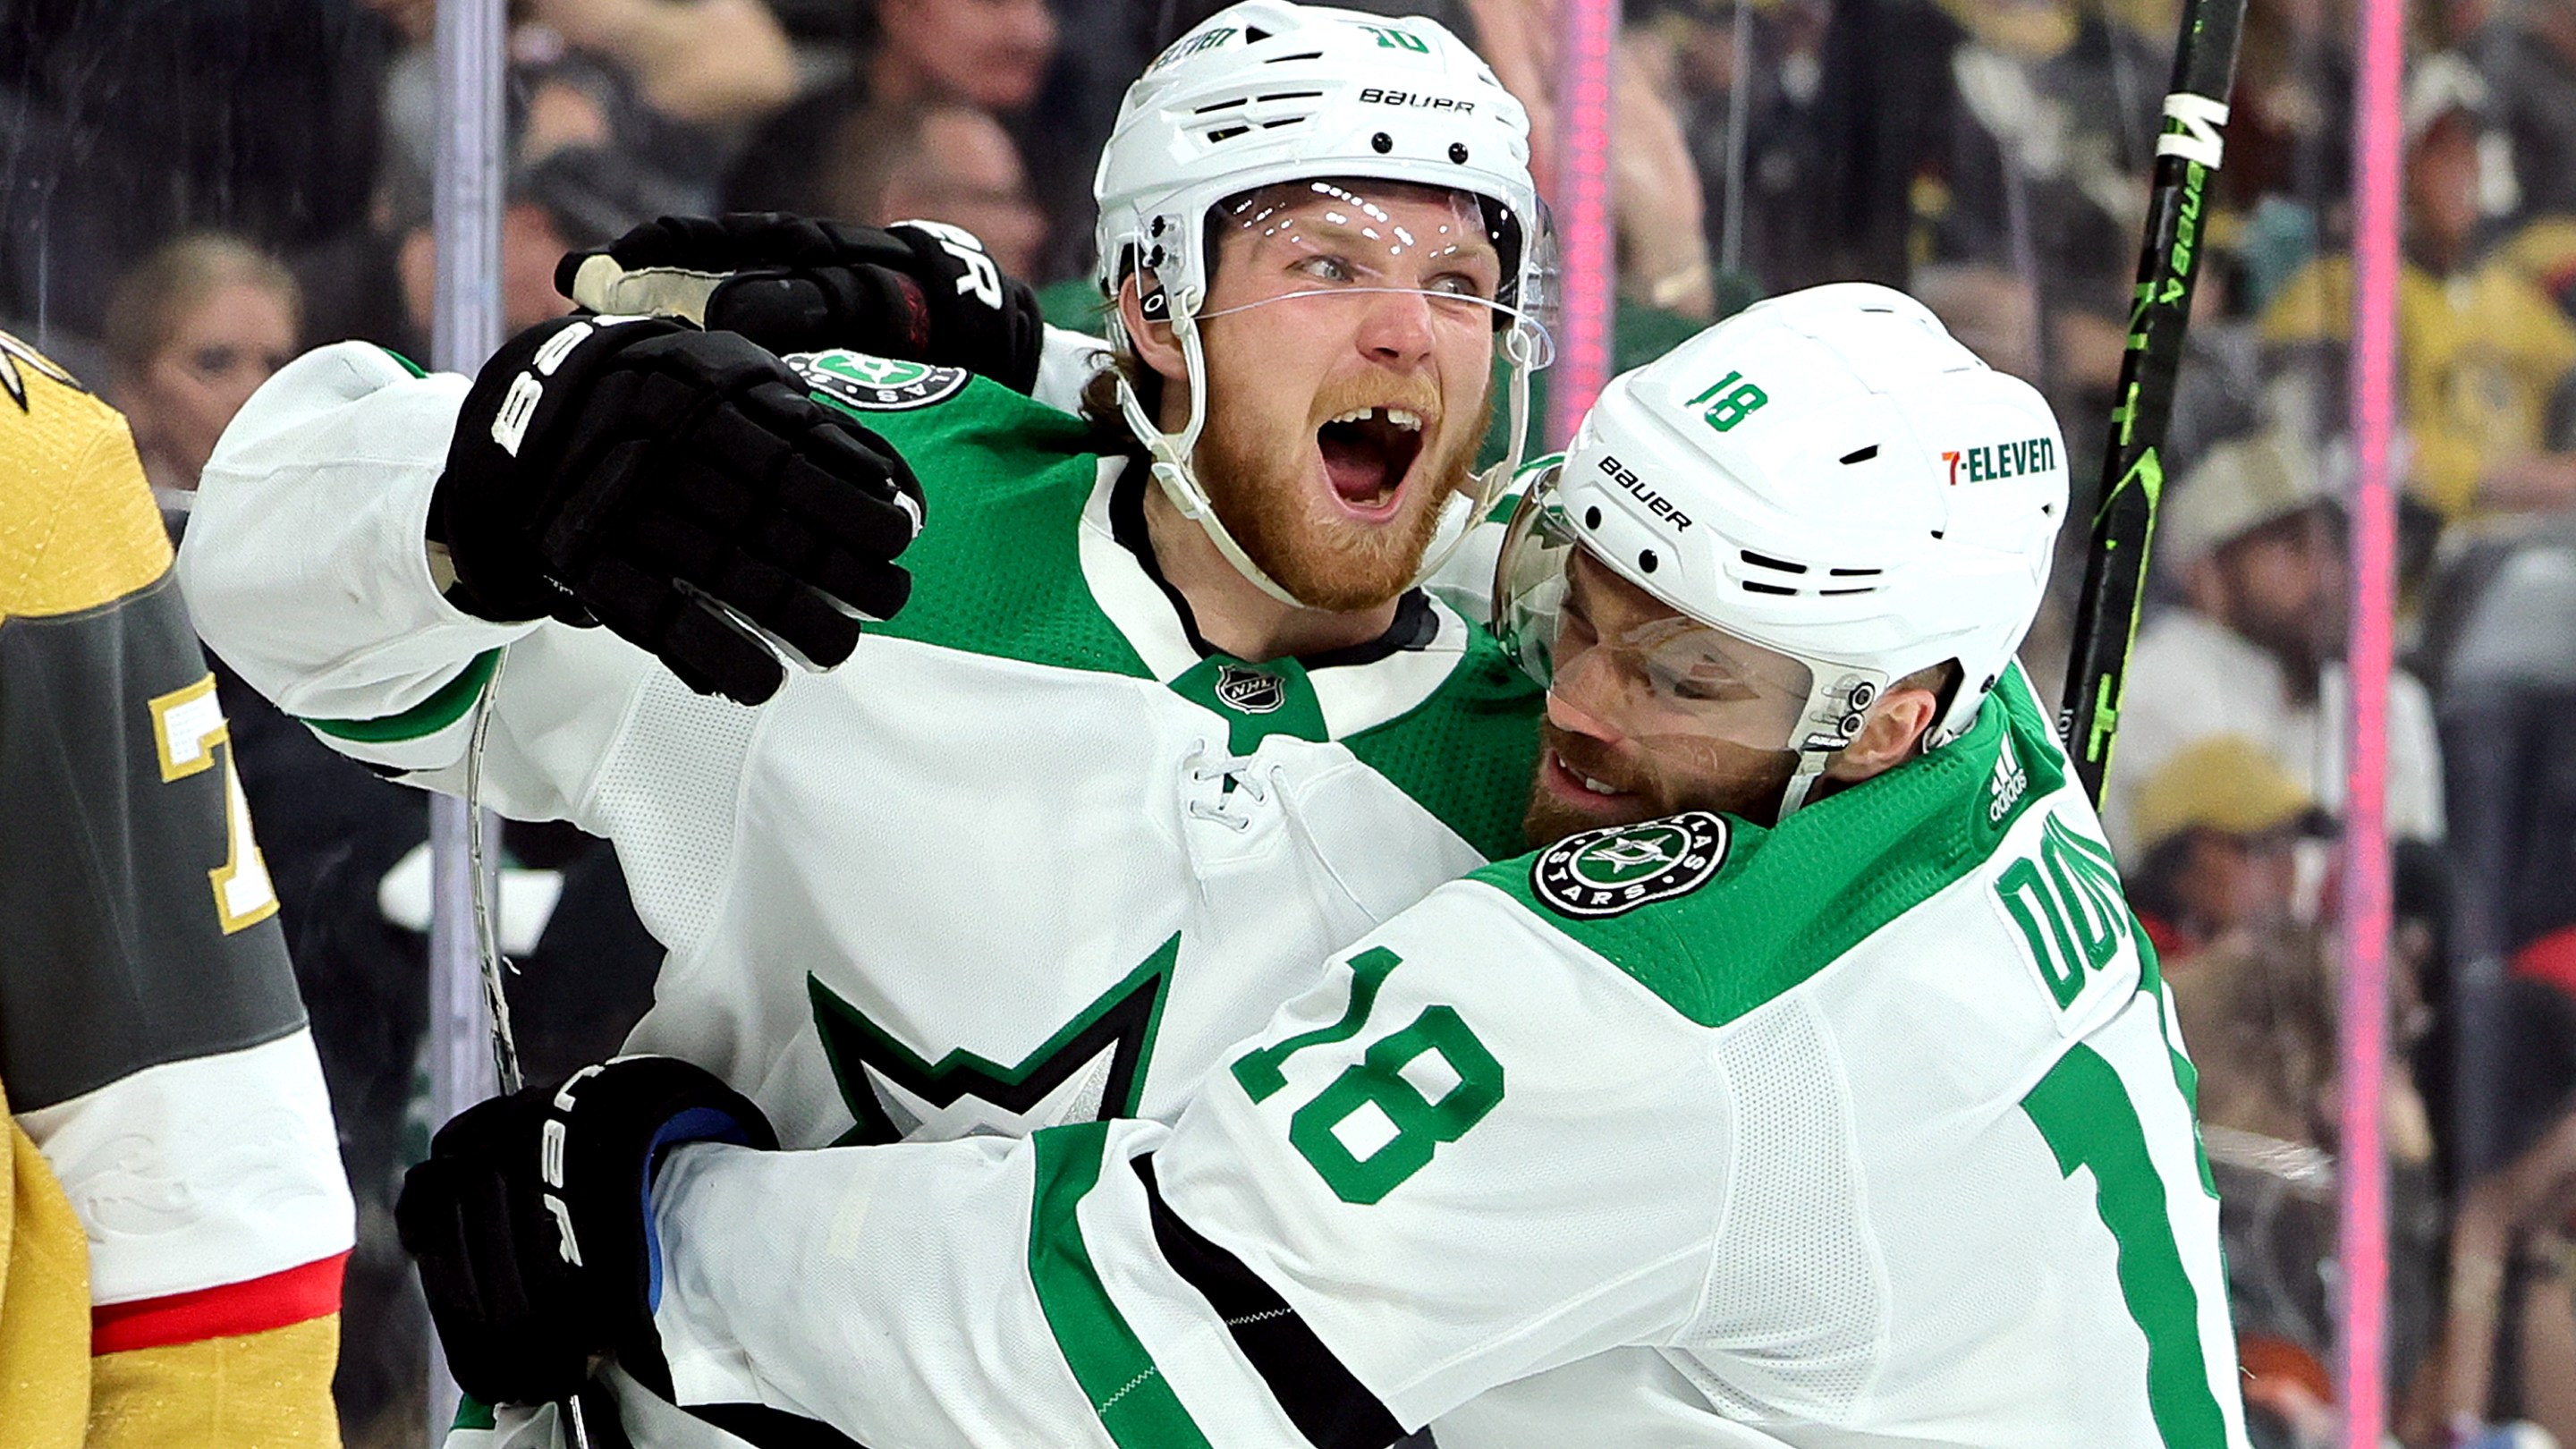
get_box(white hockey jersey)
[643,665,2251,1448]
[182,342,1544,1154]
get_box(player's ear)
[1117,275,1186,387]
[1823,685,1943,784]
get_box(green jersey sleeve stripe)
[298,648,501,743]
[2020,1044,2228,1448]
[1029,1122,1214,1449]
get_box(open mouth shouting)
[1315,403,1428,518]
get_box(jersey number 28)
[1232,948,1504,1205]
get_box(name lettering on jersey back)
[1991,812,2134,1030]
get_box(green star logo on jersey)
[1530,810,1730,919]
[791,349,972,412]
[808,934,1179,1144]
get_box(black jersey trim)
[1106,462,1436,672]
[1134,1154,1405,1449]
[684,1403,869,1449]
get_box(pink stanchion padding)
[2336,0,2403,1433]
[1546,0,1619,449]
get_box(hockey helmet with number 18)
[1496,283,2067,816]
[1093,1,1555,606]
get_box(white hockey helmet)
[1496,283,2067,815]
[1093,1,1554,606]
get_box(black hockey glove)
[434,312,925,705]
[556,214,1045,394]
[394,1056,776,1407]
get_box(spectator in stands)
[0,0,385,343]
[1471,0,1722,318]
[2262,55,2576,518]
[2103,425,2445,860]
[2136,737,2448,1447]
[2123,734,2318,963]
[390,148,676,360]
[372,0,796,230]
[2489,0,2576,221]
[1633,0,1833,305]
[102,235,301,516]
[817,100,1047,280]
[2402,978,2576,1445]
[728,0,1061,220]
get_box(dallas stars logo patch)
[1530,810,1730,919]
[791,350,970,411]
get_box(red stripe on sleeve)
[91,1250,348,1355]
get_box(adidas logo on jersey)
[1989,735,2029,823]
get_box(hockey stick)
[2055,0,2250,808]
[463,659,605,1449]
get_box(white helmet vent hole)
[1266,49,1323,63]
[1827,566,1880,577]
[1209,126,1250,143]
[1839,445,1879,464]
[1584,506,1602,530]
[1371,131,1394,153]
[1740,549,1809,575]
[1246,25,1272,42]
[1639,550,1659,573]
[1744,580,1797,597]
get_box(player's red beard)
[1191,366,1491,612]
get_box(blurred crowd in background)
[8,0,2576,1445]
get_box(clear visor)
[1192,178,1557,369]
[1494,470,1818,755]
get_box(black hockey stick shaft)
[2056,0,2249,807]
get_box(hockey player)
[402,286,2251,1448]
[0,332,353,1445]
[180,4,1555,1438]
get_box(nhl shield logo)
[1213,664,1288,715]
[790,350,971,411]
[1530,810,1730,919]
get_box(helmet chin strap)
[1114,305,1308,609]
[1772,667,1887,819]
[1114,287,1543,615]
[1776,750,1835,818]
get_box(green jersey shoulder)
[1468,665,2072,1026]
[792,348,1147,679]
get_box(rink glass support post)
[427,0,507,1438]
[1546,0,1619,449]
[2336,0,2403,1431]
